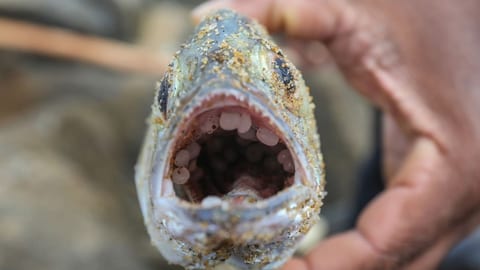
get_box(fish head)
[135,9,325,270]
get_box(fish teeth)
[172,167,190,184]
[256,127,279,146]
[174,149,190,167]
[237,112,252,133]
[200,111,220,134]
[186,142,201,160]
[282,161,295,173]
[238,127,257,141]
[218,111,253,133]
[188,159,197,171]
[219,111,241,130]
[277,149,295,173]
[277,149,291,164]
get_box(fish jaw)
[150,185,321,270]
[135,9,325,270]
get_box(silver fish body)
[135,10,325,270]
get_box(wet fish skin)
[135,9,325,270]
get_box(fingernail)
[192,0,231,23]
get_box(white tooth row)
[277,149,295,173]
[172,109,284,184]
[198,109,280,146]
[219,111,252,133]
[172,142,201,184]
[218,110,279,146]
[256,127,279,146]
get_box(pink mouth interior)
[169,106,295,204]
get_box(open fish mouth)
[163,90,304,205]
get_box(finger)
[405,233,459,270]
[304,231,395,270]
[283,40,331,69]
[192,0,433,138]
[405,210,480,270]
[192,0,350,40]
[300,137,472,269]
[301,225,466,270]
[281,258,308,270]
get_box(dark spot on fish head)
[271,52,304,114]
[273,56,295,94]
[157,73,170,116]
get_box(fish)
[135,9,325,270]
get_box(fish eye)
[273,55,295,94]
[156,73,170,116]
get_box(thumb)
[193,0,347,40]
[192,0,429,136]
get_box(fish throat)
[169,95,296,204]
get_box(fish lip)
[153,185,320,243]
[155,86,310,201]
[151,185,321,269]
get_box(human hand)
[193,0,480,269]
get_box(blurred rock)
[0,1,190,269]
[136,1,192,54]
[0,100,170,270]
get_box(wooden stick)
[0,17,171,75]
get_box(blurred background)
[0,1,477,269]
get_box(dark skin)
[193,0,480,269]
